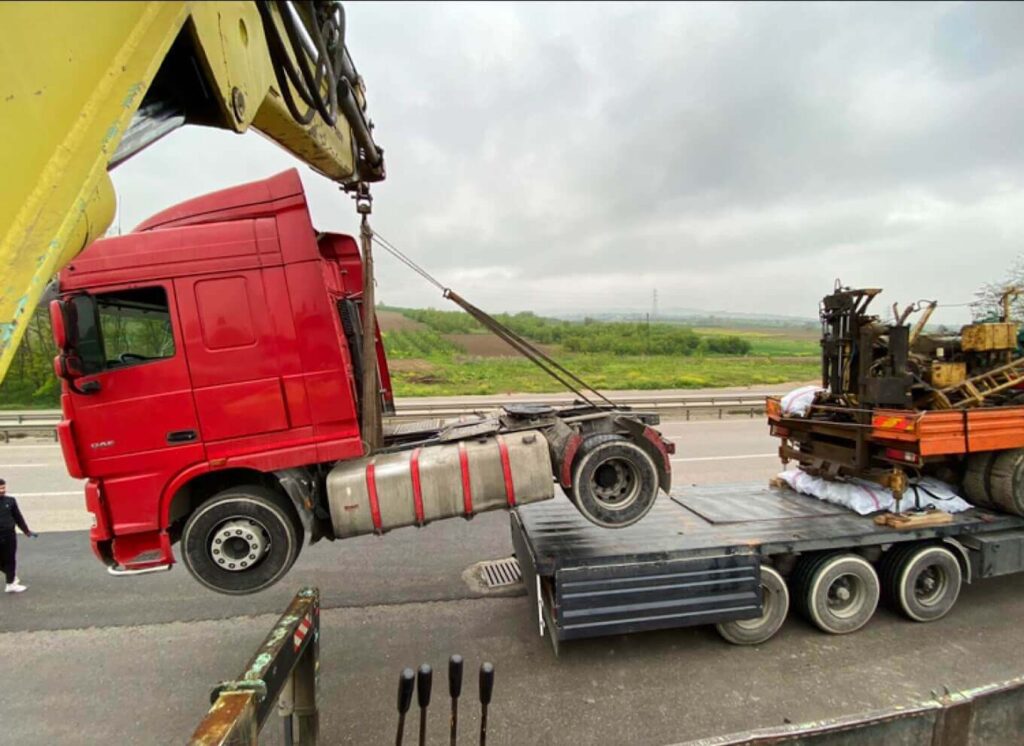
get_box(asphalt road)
[3,416,1024,744]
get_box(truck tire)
[715,566,789,645]
[989,449,1024,516]
[795,553,879,635]
[569,434,660,528]
[883,545,961,622]
[181,485,302,595]
[963,451,999,508]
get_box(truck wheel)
[989,449,1024,516]
[796,553,879,635]
[963,451,999,508]
[716,566,789,645]
[569,434,660,528]
[181,486,302,595]
[884,545,961,622]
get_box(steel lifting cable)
[372,233,607,407]
[371,231,606,405]
[370,232,617,409]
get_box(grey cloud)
[111,2,1024,327]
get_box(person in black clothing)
[0,478,38,593]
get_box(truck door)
[65,283,203,535]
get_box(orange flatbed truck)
[767,396,1024,516]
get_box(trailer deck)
[511,483,1024,652]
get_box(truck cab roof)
[59,170,344,292]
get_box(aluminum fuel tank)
[326,430,555,538]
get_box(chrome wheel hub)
[210,518,270,572]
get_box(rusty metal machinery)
[772,283,1024,502]
[817,283,1024,413]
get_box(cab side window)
[96,287,175,368]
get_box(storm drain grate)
[480,558,522,588]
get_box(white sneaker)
[4,583,27,593]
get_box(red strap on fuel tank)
[410,448,425,525]
[497,435,516,507]
[458,441,474,515]
[365,461,382,532]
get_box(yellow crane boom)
[0,0,384,381]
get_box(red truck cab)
[50,170,392,575]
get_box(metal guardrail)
[0,393,780,441]
[0,421,58,442]
[393,392,778,421]
[0,412,57,423]
[677,674,1024,745]
[190,587,320,746]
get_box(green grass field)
[378,313,820,396]
[387,353,819,396]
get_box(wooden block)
[873,510,954,530]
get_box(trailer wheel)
[963,451,999,508]
[796,554,879,635]
[716,566,789,645]
[181,486,302,595]
[569,434,660,528]
[884,545,962,622]
[989,449,1024,516]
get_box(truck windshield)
[83,286,176,370]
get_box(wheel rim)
[825,573,867,619]
[589,457,641,511]
[208,517,271,572]
[913,564,949,607]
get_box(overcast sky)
[110,1,1024,325]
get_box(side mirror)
[49,298,80,351]
[50,298,69,349]
[50,300,67,349]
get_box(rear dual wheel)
[181,486,302,595]
[793,553,879,635]
[988,449,1024,516]
[569,435,660,528]
[963,451,998,508]
[880,544,962,622]
[963,449,1024,516]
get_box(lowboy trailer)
[511,482,1024,654]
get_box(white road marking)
[671,453,777,463]
[0,463,53,468]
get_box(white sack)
[777,469,973,516]
[780,385,825,417]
